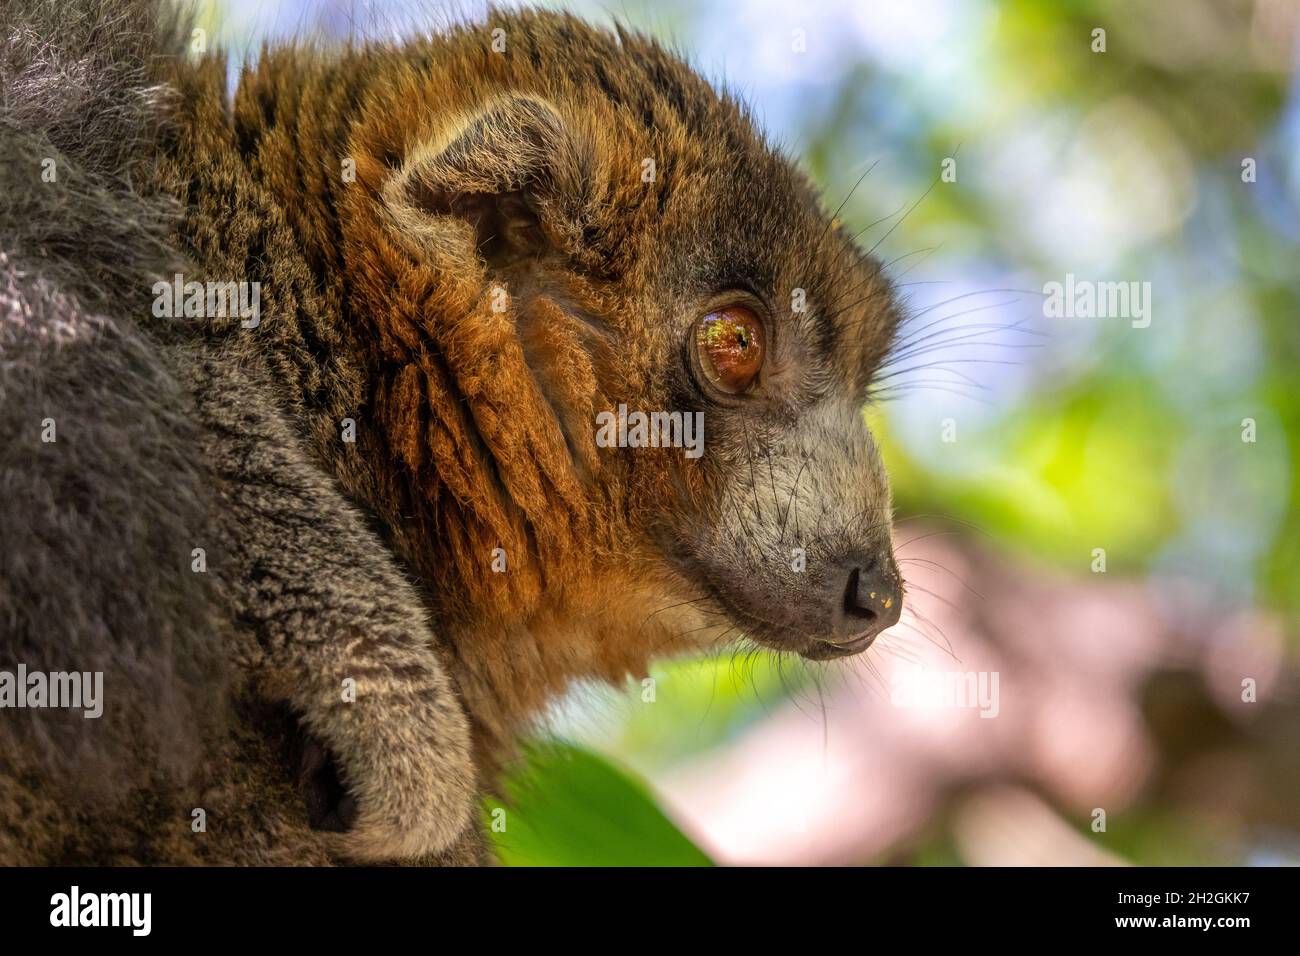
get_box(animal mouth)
[804,630,880,660]
[694,573,876,661]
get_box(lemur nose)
[833,561,902,647]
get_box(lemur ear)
[385,96,583,267]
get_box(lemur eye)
[695,306,766,394]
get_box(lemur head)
[240,10,903,708]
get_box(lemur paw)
[290,682,479,863]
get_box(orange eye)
[695,306,766,394]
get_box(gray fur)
[0,0,482,864]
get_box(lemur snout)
[832,558,902,649]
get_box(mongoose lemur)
[0,0,904,864]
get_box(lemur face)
[631,133,907,661]
[656,291,904,662]
[345,13,903,661]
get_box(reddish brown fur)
[156,9,901,780]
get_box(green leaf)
[483,742,714,867]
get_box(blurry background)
[208,0,1300,865]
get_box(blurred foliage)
[484,743,713,866]
[798,0,1300,623]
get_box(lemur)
[0,0,903,864]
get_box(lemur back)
[0,0,482,865]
